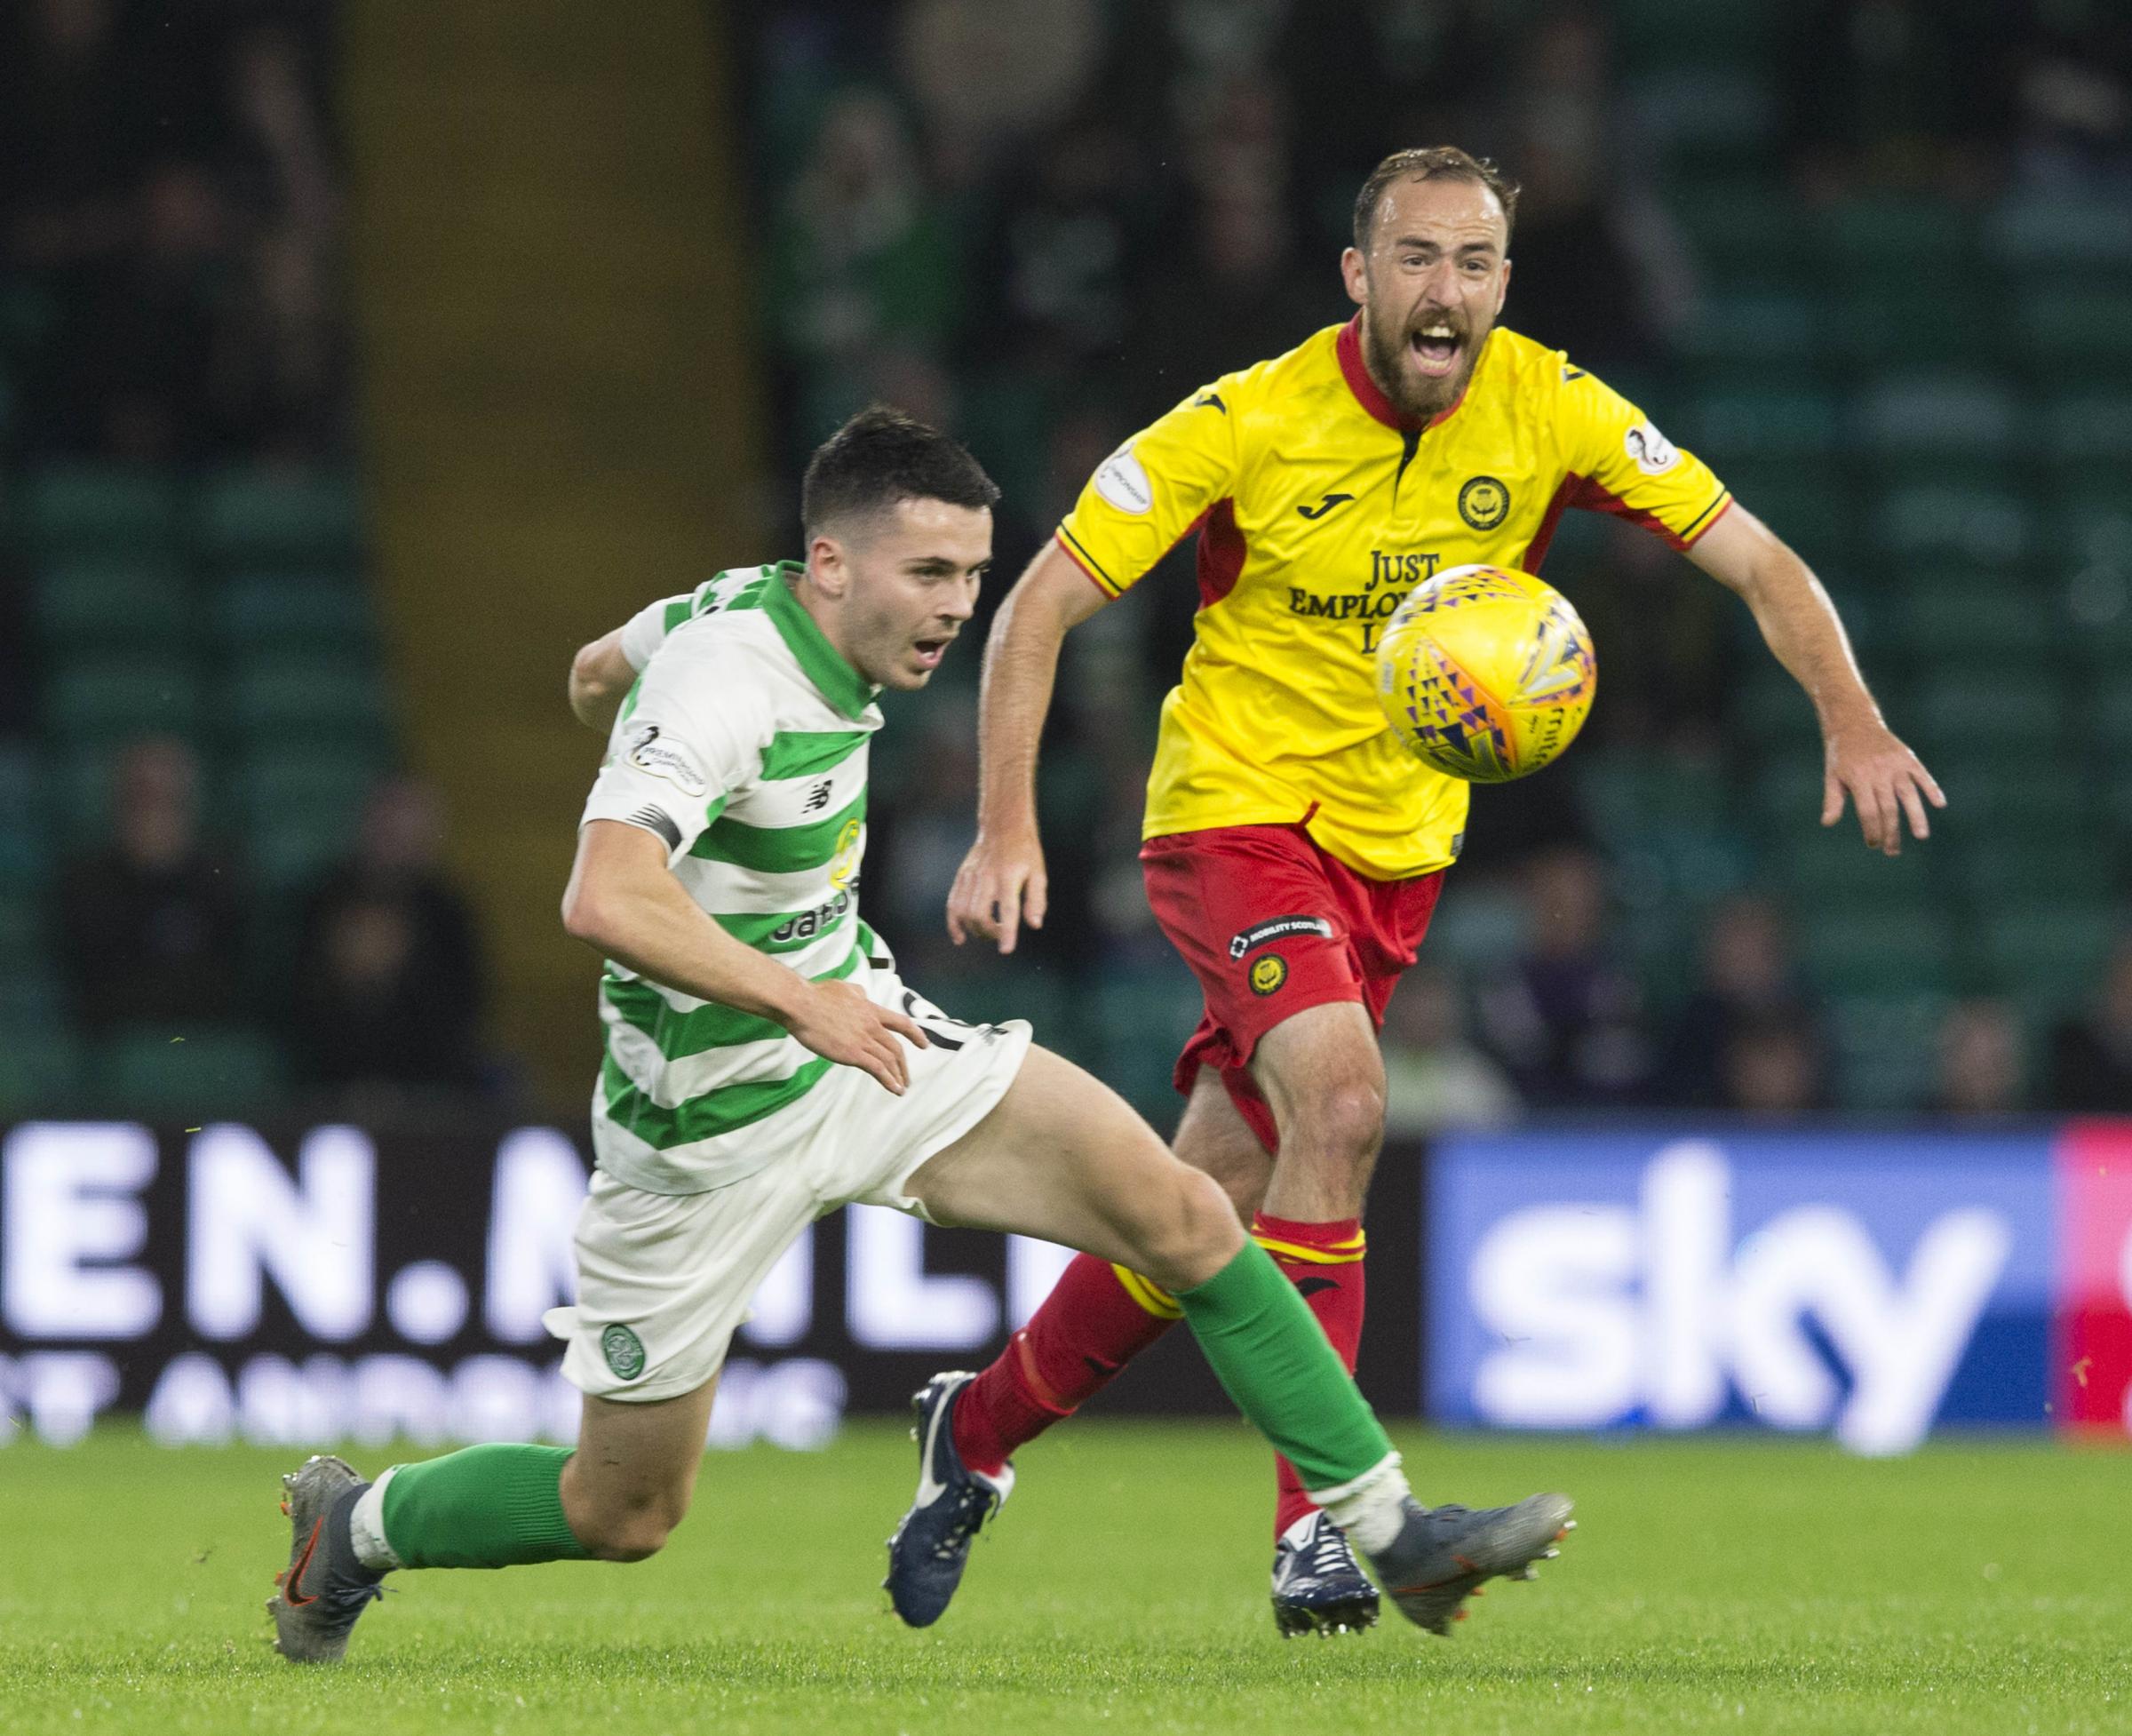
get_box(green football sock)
[1176,1239,1396,1491]
[379,1443,592,1570]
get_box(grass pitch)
[1,1422,2126,1735]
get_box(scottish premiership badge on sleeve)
[624,721,708,797]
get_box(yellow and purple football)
[1374,563,1596,783]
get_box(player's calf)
[563,1494,684,1563]
[559,1451,696,1561]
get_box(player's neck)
[786,566,871,686]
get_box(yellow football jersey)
[1056,317,1732,880]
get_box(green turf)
[1,1422,2127,1734]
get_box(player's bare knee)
[1205,1162,1265,1220]
[1293,1079,1386,1170]
[1128,1165,1245,1292]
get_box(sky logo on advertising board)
[1429,1132,2056,1454]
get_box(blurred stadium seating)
[721,0,2132,1120]
[0,460,392,1111]
[2,0,2126,1124]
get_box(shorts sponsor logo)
[1228,915,1334,960]
[601,1323,647,1382]
[1249,954,1289,996]
[625,722,708,797]
[1458,475,1510,531]
[1624,421,1678,474]
[1094,446,1153,514]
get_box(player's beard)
[1362,304,1474,422]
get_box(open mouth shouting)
[1409,319,1465,378]
[911,633,956,673]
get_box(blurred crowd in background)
[0,0,496,1113]
[0,0,346,465]
[742,0,2132,1126]
[3,0,2131,1125]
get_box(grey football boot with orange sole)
[266,1453,386,1661]
[1363,1492,1576,1635]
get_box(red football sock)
[1255,1213,1368,1539]
[951,1252,1181,1477]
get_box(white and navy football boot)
[1363,1492,1575,1636]
[266,1454,386,1662]
[883,1371,1014,1628]
[1270,1509,1382,1636]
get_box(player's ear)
[1340,246,1367,307]
[807,533,850,600]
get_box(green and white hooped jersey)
[581,562,885,1193]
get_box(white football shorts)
[547,966,1031,1403]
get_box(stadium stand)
[735,0,2132,1119]
[0,4,409,1115]
[3,0,2123,1120]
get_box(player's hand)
[1822,720,1945,856]
[785,978,928,1095]
[946,827,1048,954]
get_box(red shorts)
[1139,824,1446,1152]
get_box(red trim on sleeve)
[1195,498,1245,609]
[1520,476,1579,572]
[1053,528,1116,597]
[1520,470,1723,570]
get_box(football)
[1374,562,1597,782]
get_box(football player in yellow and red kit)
[898,147,1942,1635]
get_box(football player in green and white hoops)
[265,409,1571,1660]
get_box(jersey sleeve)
[1556,367,1732,550]
[617,579,720,672]
[1054,382,1244,598]
[580,639,769,861]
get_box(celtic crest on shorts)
[601,1323,647,1382]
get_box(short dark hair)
[1352,146,1520,252]
[800,406,999,537]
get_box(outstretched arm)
[569,628,637,731]
[945,538,1111,952]
[1690,503,1944,854]
[570,589,701,731]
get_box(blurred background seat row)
[1,0,2128,1128]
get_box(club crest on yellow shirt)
[1458,474,1510,530]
